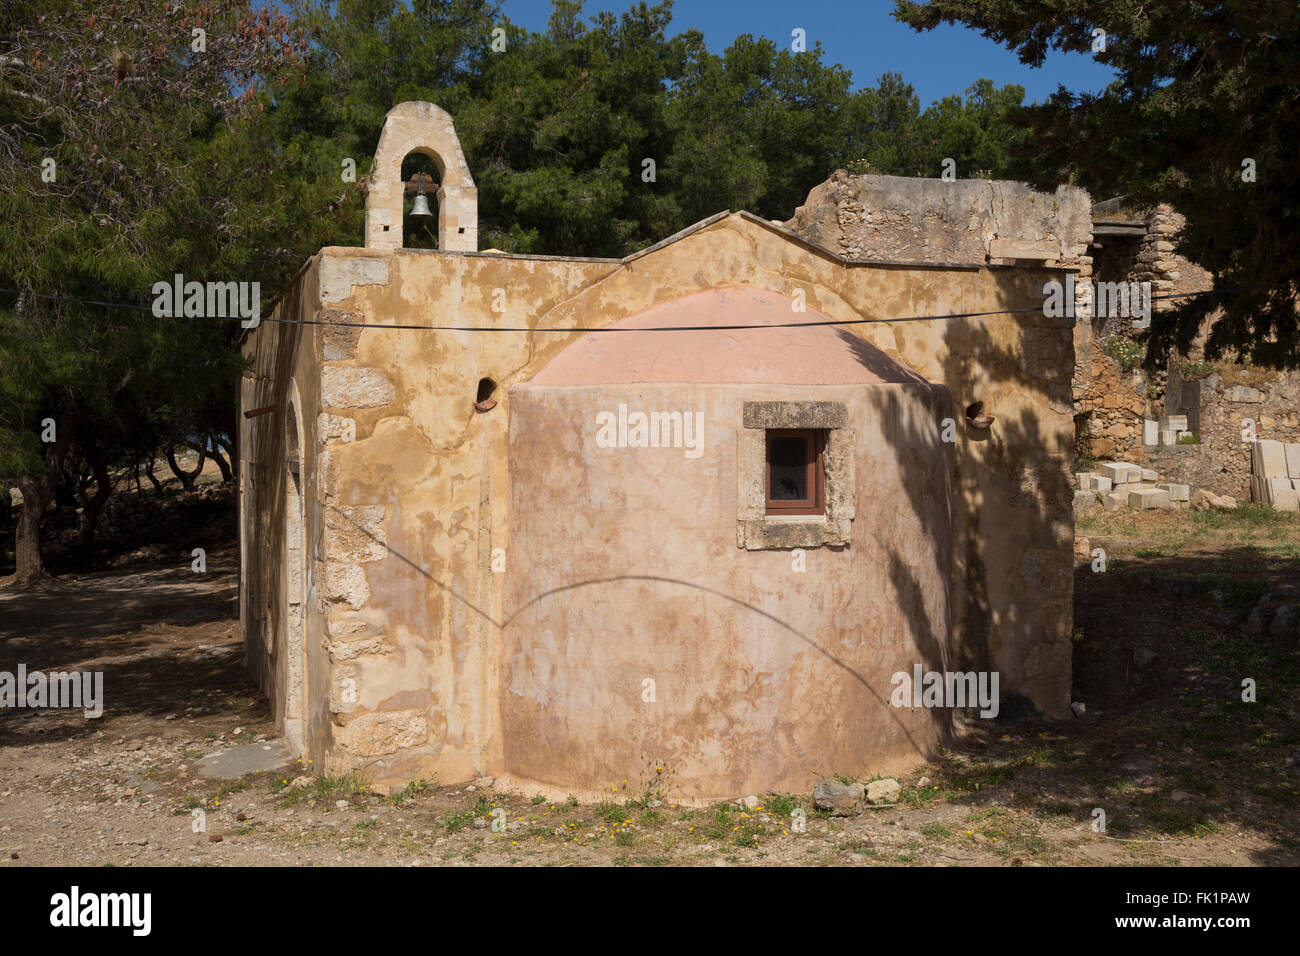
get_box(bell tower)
[364,101,478,251]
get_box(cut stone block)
[1141,469,1158,482]
[1089,476,1112,492]
[1143,419,1158,446]
[1253,439,1288,478]
[1160,429,1177,446]
[1075,472,1098,491]
[1073,490,1099,514]
[1160,415,1188,431]
[1129,487,1172,510]
[1250,475,1263,503]
[1100,462,1129,483]
[1157,482,1190,501]
[1267,477,1292,503]
[1104,492,1127,512]
[1287,443,1300,478]
[1274,488,1300,513]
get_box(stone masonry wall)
[246,213,1080,792]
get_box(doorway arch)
[283,399,306,754]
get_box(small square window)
[765,429,825,515]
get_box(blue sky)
[500,0,1117,107]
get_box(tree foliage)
[0,0,308,579]
[894,0,1300,367]
[0,0,1041,581]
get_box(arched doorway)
[283,401,307,753]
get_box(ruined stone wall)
[1072,356,1162,461]
[787,170,1093,276]
[1072,201,1299,498]
[1136,206,1214,306]
[1157,365,1300,498]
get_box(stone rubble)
[1075,460,1218,512]
[1249,439,1300,512]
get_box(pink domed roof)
[529,287,927,385]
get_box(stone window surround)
[737,401,855,550]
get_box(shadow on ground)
[0,545,261,750]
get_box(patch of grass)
[1143,806,1221,837]
[899,784,943,808]
[218,777,249,796]
[919,821,952,839]
[1170,765,1217,796]
[765,792,800,818]
[390,778,431,805]
[531,793,547,805]
[309,770,370,807]
[1135,546,1172,558]
[1039,800,1076,816]
[701,804,734,840]
[1199,575,1269,607]
[443,810,474,834]
[594,801,626,826]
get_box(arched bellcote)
[364,101,478,252]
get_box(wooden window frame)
[764,428,826,516]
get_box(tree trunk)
[208,434,233,482]
[0,485,11,531]
[13,477,48,585]
[143,457,164,493]
[9,430,69,587]
[228,413,239,480]
[75,455,113,568]
[166,443,205,492]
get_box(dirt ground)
[0,505,1297,867]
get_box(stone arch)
[283,397,307,754]
[364,101,477,251]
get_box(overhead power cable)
[0,283,1275,333]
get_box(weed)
[390,778,431,805]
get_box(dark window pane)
[769,435,808,500]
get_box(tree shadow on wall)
[828,268,1076,750]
